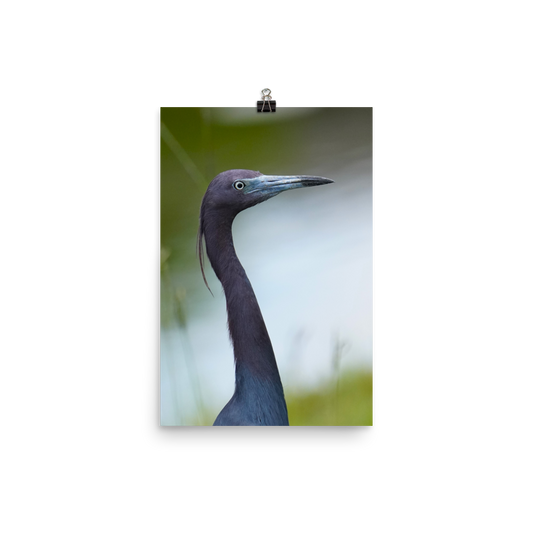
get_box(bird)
[198,169,333,426]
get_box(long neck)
[204,214,283,385]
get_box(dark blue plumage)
[198,169,333,426]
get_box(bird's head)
[200,169,334,217]
[197,169,333,292]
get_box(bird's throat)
[204,218,284,385]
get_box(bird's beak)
[244,174,334,197]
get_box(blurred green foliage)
[286,370,373,426]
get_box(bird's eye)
[233,181,245,191]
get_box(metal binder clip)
[257,88,276,112]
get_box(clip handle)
[257,88,276,113]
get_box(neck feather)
[203,213,283,384]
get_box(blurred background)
[160,107,372,425]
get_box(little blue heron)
[198,169,333,426]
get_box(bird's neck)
[204,216,284,386]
